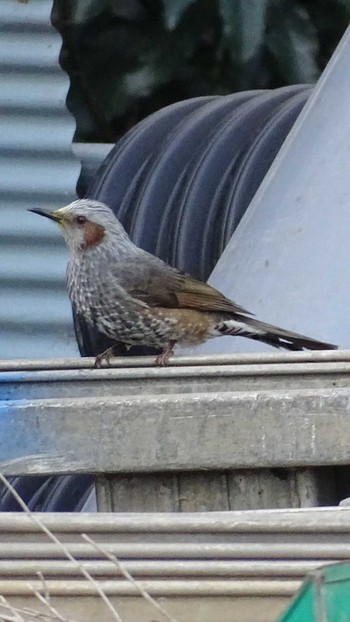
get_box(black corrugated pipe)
[0,86,310,512]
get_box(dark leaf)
[219,0,268,63]
[162,0,198,30]
[70,0,113,23]
[337,0,350,17]
[267,2,319,83]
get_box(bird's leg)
[94,343,123,368]
[155,341,177,367]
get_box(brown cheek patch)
[82,222,105,249]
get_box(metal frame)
[1,351,350,480]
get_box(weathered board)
[1,353,350,510]
[1,388,350,475]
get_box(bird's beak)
[28,208,64,224]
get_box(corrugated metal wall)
[0,509,350,622]
[0,0,80,358]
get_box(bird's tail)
[218,316,337,351]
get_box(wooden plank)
[1,388,350,475]
[224,467,337,511]
[96,472,231,512]
[289,467,337,507]
[96,474,179,512]
[96,471,231,512]
[178,472,230,512]
[227,469,294,510]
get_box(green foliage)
[56,0,350,142]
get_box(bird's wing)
[113,256,252,316]
[172,274,252,315]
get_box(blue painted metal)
[0,0,80,358]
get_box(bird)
[29,199,337,366]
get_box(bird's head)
[29,199,131,254]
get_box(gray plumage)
[29,199,337,365]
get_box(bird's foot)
[155,341,176,367]
[94,344,122,369]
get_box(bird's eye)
[76,215,87,226]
